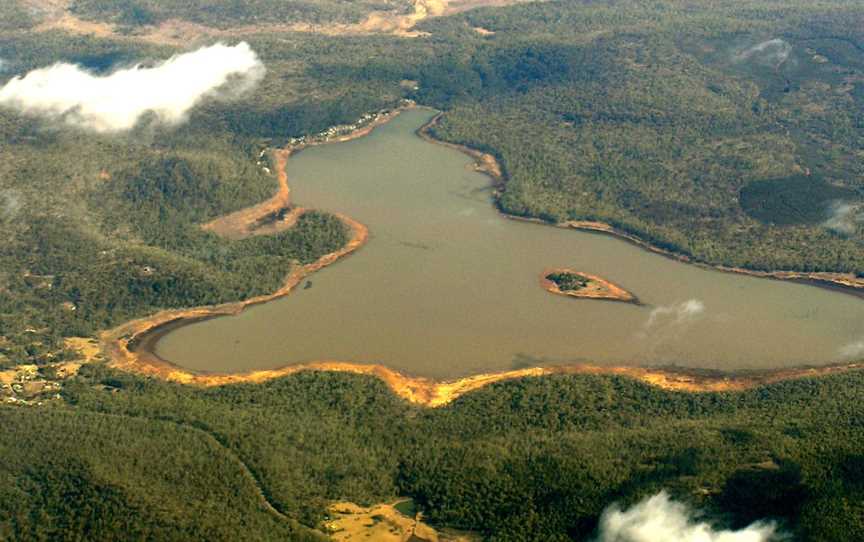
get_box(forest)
[3,366,864,540]
[1,0,864,540]
[545,272,588,292]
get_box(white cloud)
[646,299,705,330]
[734,38,792,67]
[595,492,779,542]
[0,42,264,132]
[839,340,864,360]
[0,189,22,220]
[823,201,863,235]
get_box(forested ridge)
[3,367,864,540]
[2,0,864,540]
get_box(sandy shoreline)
[99,107,864,406]
[102,350,864,408]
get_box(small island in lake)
[541,269,637,303]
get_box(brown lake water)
[155,108,864,379]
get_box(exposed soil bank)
[541,268,637,303]
[25,0,539,44]
[201,149,300,240]
[202,107,405,240]
[325,500,475,541]
[103,346,864,408]
[416,112,503,180]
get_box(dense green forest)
[545,271,588,292]
[3,367,864,540]
[2,0,864,540]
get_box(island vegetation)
[545,271,588,292]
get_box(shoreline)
[202,106,406,240]
[100,107,864,405]
[101,352,864,408]
[100,105,398,386]
[562,219,864,297]
[417,113,864,297]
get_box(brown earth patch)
[324,500,475,542]
[23,0,540,44]
[64,336,101,367]
[34,12,115,38]
[444,0,536,15]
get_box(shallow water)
[155,109,864,379]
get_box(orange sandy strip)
[102,347,864,408]
[201,149,297,239]
[541,268,636,303]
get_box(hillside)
[4,366,864,539]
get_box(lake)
[154,108,864,379]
